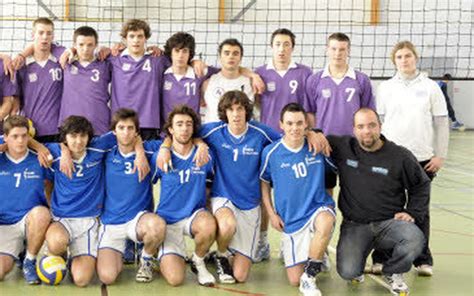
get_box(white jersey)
[202,72,254,123]
[376,72,447,161]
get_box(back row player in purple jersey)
[0,55,16,124]
[254,28,313,262]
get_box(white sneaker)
[299,272,322,296]
[320,252,330,272]
[384,274,409,295]
[136,257,154,283]
[191,253,216,286]
[415,264,433,276]
[350,274,365,284]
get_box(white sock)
[216,250,229,258]
[25,251,36,261]
[192,252,205,264]
[141,249,153,259]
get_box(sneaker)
[254,240,270,263]
[415,264,433,277]
[299,272,322,296]
[16,249,26,268]
[22,258,40,285]
[350,274,365,284]
[124,239,136,265]
[214,255,235,284]
[136,257,154,283]
[451,121,466,131]
[320,252,330,272]
[384,274,409,296]
[190,254,216,286]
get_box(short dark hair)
[353,107,381,126]
[218,90,253,123]
[120,19,151,39]
[33,17,54,30]
[442,73,453,80]
[110,108,140,131]
[270,28,296,48]
[218,38,243,56]
[163,105,201,139]
[327,32,351,47]
[73,26,98,44]
[3,115,29,136]
[164,32,195,64]
[280,103,306,122]
[59,116,94,145]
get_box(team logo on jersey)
[86,161,101,168]
[112,159,122,164]
[371,166,389,176]
[122,63,131,71]
[0,170,11,176]
[221,143,232,150]
[305,155,320,165]
[346,159,358,168]
[267,82,276,92]
[70,65,79,75]
[164,80,173,91]
[242,146,258,156]
[191,166,205,174]
[322,88,331,98]
[23,169,40,179]
[280,162,290,168]
[213,87,225,98]
[28,73,38,82]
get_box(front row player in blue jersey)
[97,109,166,284]
[152,105,217,287]
[0,116,51,284]
[43,116,119,287]
[260,103,336,296]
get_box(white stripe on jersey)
[259,140,283,182]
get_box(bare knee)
[98,268,118,285]
[234,269,249,283]
[28,206,51,228]
[46,229,68,255]
[194,215,216,241]
[0,259,14,281]
[164,272,184,287]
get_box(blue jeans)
[336,218,424,280]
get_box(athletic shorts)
[157,209,205,260]
[281,206,336,268]
[0,214,28,259]
[98,211,147,254]
[211,197,261,262]
[53,216,98,258]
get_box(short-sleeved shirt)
[304,66,375,136]
[59,59,112,135]
[152,146,214,224]
[260,139,334,233]
[255,61,312,131]
[0,59,17,99]
[47,132,116,218]
[109,50,170,129]
[17,45,66,136]
[199,121,280,210]
[377,73,448,161]
[0,149,49,225]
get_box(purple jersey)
[109,51,170,129]
[59,59,111,135]
[17,45,66,136]
[0,59,17,100]
[304,66,375,136]
[161,66,219,125]
[255,62,312,131]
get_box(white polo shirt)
[376,72,447,161]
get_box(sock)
[192,252,205,264]
[260,231,268,242]
[141,249,153,260]
[216,250,229,258]
[25,251,36,261]
[305,259,322,277]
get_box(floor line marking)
[432,228,474,237]
[210,284,265,296]
[101,283,108,296]
[432,204,474,221]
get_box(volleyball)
[36,256,67,285]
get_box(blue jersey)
[200,121,280,210]
[152,146,214,224]
[260,139,335,233]
[101,140,162,224]
[47,132,116,218]
[0,150,49,224]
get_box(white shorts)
[53,216,99,258]
[0,215,28,260]
[211,197,261,262]
[157,209,204,260]
[98,211,147,254]
[281,206,336,268]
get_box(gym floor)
[1,131,473,295]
